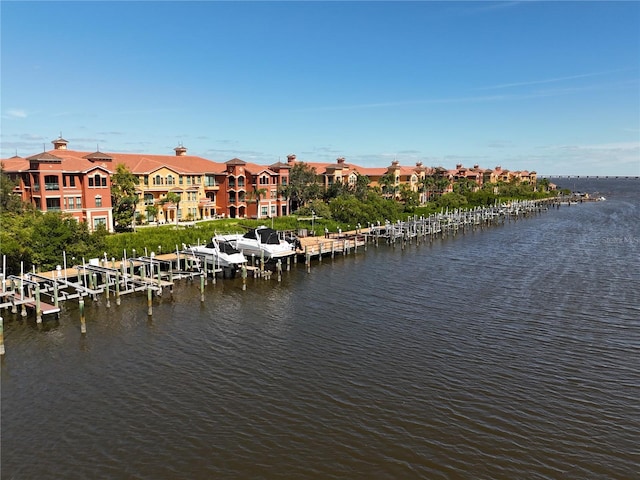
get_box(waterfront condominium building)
[2,135,536,232]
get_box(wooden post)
[105,272,111,308]
[92,273,98,301]
[276,260,282,282]
[241,264,247,291]
[53,280,59,308]
[79,297,86,334]
[0,316,5,356]
[115,269,121,306]
[147,285,153,316]
[200,274,205,302]
[35,284,42,324]
[10,279,17,314]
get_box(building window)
[144,193,154,205]
[281,177,287,186]
[237,176,245,188]
[89,173,106,188]
[76,197,82,209]
[261,206,268,217]
[259,176,269,185]
[167,175,175,185]
[271,206,276,216]
[144,176,149,185]
[154,175,162,185]
[95,195,102,207]
[44,175,59,190]
[270,190,277,199]
[93,218,106,230]
[46,197,61,211]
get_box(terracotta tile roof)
[26,152,63,162]
[58,150,225,175]
[1,157,29,172]
[354,166,387,176]
[83,151,114,161]
[226,158,246,166]
[268,161,291,170]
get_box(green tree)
[31,212,93,271]
[399,184,419,210]
[435,178,451,194]
[111,163,139,232]
[419,175,436,204]
[145,204,159,223]
[352,173,371,201]
[379,172,397,199]
[453,178,477,196]
[162,191,182,224]
[538,177,551,192]
[0,164,25,214]
[281,163,321,211]
[0,212,35,274]
[251,187,267,218]
[436,192,468,209]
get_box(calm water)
[2,178,639,479]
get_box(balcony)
[45,183,60,191]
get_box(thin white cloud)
[5,109,27,118]
[475,70,629,91]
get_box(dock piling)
[79,297,86,334]
[241,264,247,290]
[0,316,4,355]
[147,285,153,316]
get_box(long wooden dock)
[0,197,563,353]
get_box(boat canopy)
[243,227,281,245]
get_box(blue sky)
[1,1,639,176]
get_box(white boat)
[190,237,247,268]
[222,226,296,260]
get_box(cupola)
[174,144,188,156]
[52,135,69,150]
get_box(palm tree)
[252,187,267,219]
[380,172,397,199]
[420,176,436,204]
[161,191,182,224]
[145,204,159,223]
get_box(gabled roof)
[268,161,291,170]
[226,158,246,166]
[83,151,114,161]
[27,152,63,162]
